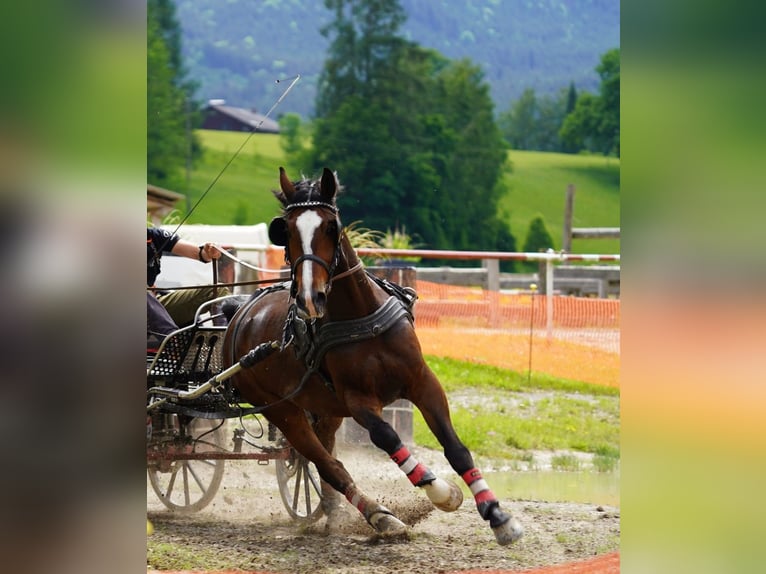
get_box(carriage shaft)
[146,449,290,462]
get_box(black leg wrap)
[414,469,436,487]
[477,500,511,529]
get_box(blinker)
[268,216,288,246]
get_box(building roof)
[148,184,184,205]
[204,101,280,133]
[147,184,185,224]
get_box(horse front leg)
[408,372,524,546]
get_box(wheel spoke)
[303,464,312,516]
[186,462,208,492]
[183,463,191,506]
[307,467,322,493]
[291,462,303,511]
[165,465,179,498]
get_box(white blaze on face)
[295,210,323,313]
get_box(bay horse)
[222,167,523,545]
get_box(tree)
[560,93,600,153]
[535,91,569,152]
[430,58,514,253]
[595,48,620,156]
[310,0,515,257]
[499,88,538,150]
[561,82,579,153]
[315,0,407,118]
[278,113,312,174]
[560,48,620,156]
[565,81,578,115]
[498,87,570,152]
[521,215,554,271]
[147,0,201,189]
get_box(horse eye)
[326,221,338,235]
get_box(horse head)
[268,167,342,320]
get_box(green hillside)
[502,151,620,254]
[181,130,285,226]
[180,131,620,255]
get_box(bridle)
[281,201,344,299]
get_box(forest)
[149,0,619,262]
[173,0,620,118]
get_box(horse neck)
[326,236,382,321]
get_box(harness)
[283,271,416,392]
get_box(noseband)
[283,201,342,299]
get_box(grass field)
[501,150,620,254]
[417,355,620,464]
[178,131,620,255]
[181,129,285,225]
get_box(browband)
[284,201,337,214]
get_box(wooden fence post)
[563,183,575,253]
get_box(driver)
[147,226,229,343]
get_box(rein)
[332,260,363,281]
[148,276,285,292]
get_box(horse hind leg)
[389,441,463,512]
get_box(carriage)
[146,297,323,521]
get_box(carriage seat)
[148,295,236,381]
[146,323,228,389]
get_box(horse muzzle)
[295,289,327,320]
[291,253,333,320]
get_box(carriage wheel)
[275,446,324,522]
[148,416,226,513]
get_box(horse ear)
[279,166,296,200]
[268,216,288,246]
[319,167,338,203]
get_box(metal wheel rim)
[148,417,226,513]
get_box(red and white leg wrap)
[462,468,498,513]
[390,445,435,486]
[344,484,367,514]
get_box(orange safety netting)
[260,251,619,388]
[413,280,619,388]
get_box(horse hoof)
[369,510,408,535]
[492,516,524,546]
[424,478,463,512]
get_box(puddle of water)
[480,470,620,507]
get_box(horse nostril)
[294,291,326,319]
